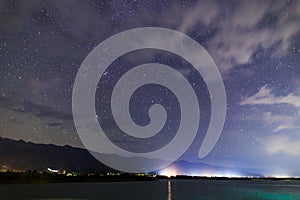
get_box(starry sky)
[1,0,300,176]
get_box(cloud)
[263,134,300,156]
[240,85,300,132]
[47,122,63,127]
[178,0,220,32]
[124,0,300,71]
[206,0,300,71]
[23,101,72,120]
[263,112,300,132]
[0,96,72,121]
[1,0,299,73]
[0,0,37,33]
[240,85,300,108]
[157,0,299,71]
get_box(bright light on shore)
[271,175,291,178]
[187,171,242,178]
[159,167,178,178]
[47,167,59,173]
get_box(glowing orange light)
[160,167,177,178]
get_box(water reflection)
[168,180,172,200]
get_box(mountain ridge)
[0,137,262,176]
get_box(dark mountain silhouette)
[165,160,262,177]
[0,137,113,172]
[0,137,262,176]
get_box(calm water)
[1,180,300,200]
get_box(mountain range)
[0,137,261,176]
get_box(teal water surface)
[1,180,300,200]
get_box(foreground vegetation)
[1,171,300,184]
[0,171,155,184]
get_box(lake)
[1,180,300,200]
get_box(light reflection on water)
[2,180,300,200]
[168,180,171,200]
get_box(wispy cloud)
[2,0,299,73]
[0,96,72,121]
[240,85,300,132]
[205,0,300,71]
[47,122,63,127]
[262,134,300,156]
[240,85,300,108]
[263,112,300,132]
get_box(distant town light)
[271,175,291,178]
[47,168,59,173]
[159,167,177,178]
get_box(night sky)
[1,0,300,176]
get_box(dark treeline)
[0,171,155,184]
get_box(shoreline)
[1,172,300,184]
